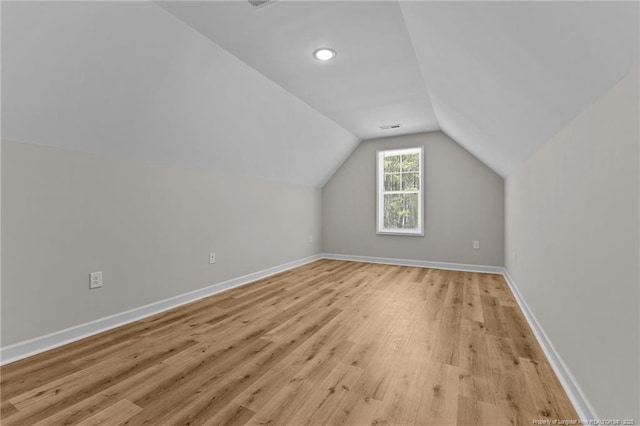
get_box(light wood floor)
[1,260,577,425]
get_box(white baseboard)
[321,253,504,274]
[0,253,597,423]
[0,254,322,365]
[325,253,596,420]
[502,270,598,421]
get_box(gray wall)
[505,67,639,419]
[1,141,321,346]
[322,132,504,266]
[0,0,345,348]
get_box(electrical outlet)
[89,271,103,289]
[473,240,480,249]
[209,252,216,264]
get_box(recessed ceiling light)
[313,48,336,61]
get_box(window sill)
[376,230,424,237]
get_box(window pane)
[383,193,419,229]
[384,173,401,191]
[402,172,420,191]
[384,154,401,173]
[377,147,423,235]
[401,153,420,172]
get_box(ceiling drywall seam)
[397,1,503,177]
[396,0,440,132]
[151,1,359,146]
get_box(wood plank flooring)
[0,260,578,425]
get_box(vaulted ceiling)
[156,1,439,140]
[2,1,638,185]
[400,1,639,176]
[1,1,360,187]
[158,0,639,177]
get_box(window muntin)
[376,147,424,235]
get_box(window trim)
[376,146,425,236]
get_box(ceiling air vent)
[379,124,401,130]
[248,0,276,8]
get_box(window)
[376,147,424,236]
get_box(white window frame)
[376,146,424,236]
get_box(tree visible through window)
[376,147,424,235]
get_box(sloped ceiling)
[399,1,639,176]
[3,1,638,182]
[156,0,438,140]
[158,0,639,178]
[1,1,359,187]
